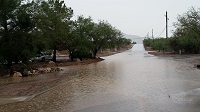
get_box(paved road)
[1,44,200,112]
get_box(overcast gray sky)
[64,0,200,37]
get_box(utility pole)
[152,29,154,42]
[165,11,169,39]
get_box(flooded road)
[1,44,200,112]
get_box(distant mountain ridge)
[123,34,144,44]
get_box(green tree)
[70,16,94,60]
[0,0,36,68]
[0,0,22,66]
[171,7,200,53]
[36,0,73,62]
[89,21,114,58]
[66,17,129,60]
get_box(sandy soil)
[0,45,133,96]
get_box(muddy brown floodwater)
[1,44,200,112]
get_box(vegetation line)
[144,7,200,54]
[0,0,132,76]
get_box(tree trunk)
[70,52,74,61]
[92,46,101,58]
[93,49,98,59]
[7,59,13,76]
[52,46,57,62]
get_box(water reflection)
[1,44,200,112]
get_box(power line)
[148,12,171,38]
[156,11,169,38]
[156,27,166,38]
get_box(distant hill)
[123,34,144,44]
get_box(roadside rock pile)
[37,67,63,74]
[11,67,62,77]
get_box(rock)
[33,70,38,75]
[46,68,51,73]
[77,59,81,62]
[50,67,55,72]
[38,68,46,74]
[38,68,52,73]
[22,69,29,77]
[28,71,33,75]
[48,61,55,64]
[37,67,62,74]
[197,65,200,68]
[13,72,22,77]
[55,67,61,71]
[32,70,36,73]
[50,67,61,72]
[28,69,38,75]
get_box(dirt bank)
[145,46,200,65]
